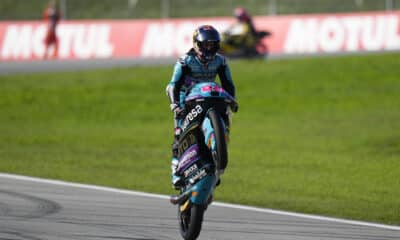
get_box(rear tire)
[208,109,228,170]
[179,203,205,240]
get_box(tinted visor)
[199,40,219,53]
[197,30,220,42]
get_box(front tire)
[208,109,228,170]
[179,203,205,240]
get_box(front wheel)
[178,203,205,240]
[208,109,228,170]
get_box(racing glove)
[170,103,184,118]
[231,101,239,113]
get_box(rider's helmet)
[234,7,251,23]
[193,25,221,62]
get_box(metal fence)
[0,0,399,20]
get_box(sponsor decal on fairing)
[178,144,200,172]
[181,105,203,133]
[184,164,198,177]
[189,168,207,184]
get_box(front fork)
[201,110,228,181]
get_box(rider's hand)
[170,103,184,117]
[231,102,239,113]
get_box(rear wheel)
[178,203,205,240]
[208,109,228,170]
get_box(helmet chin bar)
[196,51,215,63]
[195,41,219,62]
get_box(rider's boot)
[171,157,184,189]
[171,128,184,190]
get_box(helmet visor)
[199,40,219,54]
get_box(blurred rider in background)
[43,0,61,59]
[233,7,258,45]
[221,7,268,57]
[166,25,238,189]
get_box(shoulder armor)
[178,55,187,65]
[178,51,196,66]
[215,53,227,65]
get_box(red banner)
[1,11,399,61]
[275,11,400,55]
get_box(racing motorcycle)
[170,82,237,240]
[219,24,271,58]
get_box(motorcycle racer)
[220,7,270,57]
[166,25,237,189]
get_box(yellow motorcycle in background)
[219,22,271,58]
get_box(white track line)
[1,172,399,231]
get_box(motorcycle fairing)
[177,112,213,183]
[175,107,220,205]
[188,174,216,205]
[183,108,226,205]
[185,82,234,102]
[190,174,216,204]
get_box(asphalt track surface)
[0,58,175,75]
[1,174,400,240]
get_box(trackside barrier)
[1,10,400,61]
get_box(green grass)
[1,53,400,225]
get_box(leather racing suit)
[167,49,235,127]
[166,48,236,187]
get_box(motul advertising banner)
[1,11,399,61]
[281,12,400,54]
